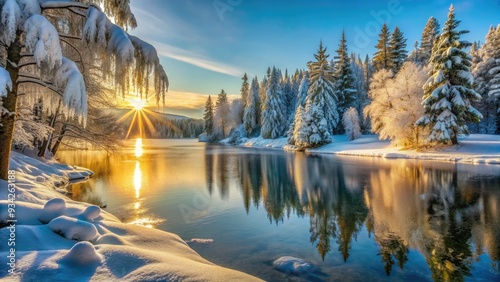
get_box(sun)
[130,98,146,110]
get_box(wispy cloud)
[151,41,244,77]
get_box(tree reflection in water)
[208,149,500,281]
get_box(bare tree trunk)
[0,34,21,180]
[50,124,67,156]
[38,101,61,158]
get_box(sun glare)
[131,98,146,111]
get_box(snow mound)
[273,256,313,275]
[48,215,98,241]
[78,205,101,222]
[60,242,101,266]
[185,238,214,244]
[38,198,66,224]
[95,234,129,246]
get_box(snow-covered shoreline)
[238,134,500,165]
[0,152,260,281]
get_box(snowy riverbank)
[0,152,260,281]
[239,134,500,165]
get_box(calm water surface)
[58,139,500,281]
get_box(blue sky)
[129,0,500,118]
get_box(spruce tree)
[416,5,482,145]
[203,95,214,137]
[261,67,286,139]
[373,24,391,71]
[294,42,336,148]
[287,71,310,144]
[333,31,357,131]
[419,17,441,64]
[214,89,230,139]
[474,25,500,133]
[241,73,249,106]
[243,77,261,136]
[388,27,408,73]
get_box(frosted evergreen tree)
[214,89,230,139]
[333,31,357,131]
[351,54,369,127]
[292,105,309,148]
[343,107,361,141]
[473,25,500,134]
[416,5,482,145]
[419,17,441,65]
[388,27,408,73]
[287,71,309,144]
[243,77,261,136]
[293,42,335,148]
[203,95,214,138]
[261,67,286,139]
[241,73,249,106]
[373,24,392,71]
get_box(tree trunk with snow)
[0,33,21,180]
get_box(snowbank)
[0,153,260,281]
[240,134,500,164]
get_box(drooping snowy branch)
[94,0,137,29]
[129,35,168,105]
[54,57,87,126]
[83,7,134,63]
[24,14,63,71]
[0,0,21,46]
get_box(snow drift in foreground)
[240,134,500,164]
[0,152,260,281]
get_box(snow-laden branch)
[18,74,63,97]
[54,57,87,126]
[0,0,21,46]
[40,1,90,11]
[24,14,63,71]
[83,7,134,64]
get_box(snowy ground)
[0,152,260,281]
[239,134,500,164]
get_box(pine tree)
[243,77,261,136]
[373,24,392,71]
[203,95,214,137]
[214,89,230,139]
[241,73,249,106]
[294,42,335,148]
[388,27,408,73]
[261,67,286,139]
[287,71,310,144]
[474,25,500,134]
[419,17,441,65]
[333,31,357,131]
[416,5,482,145]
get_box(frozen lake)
[59,138,500,281]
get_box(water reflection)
[205,148,500,281]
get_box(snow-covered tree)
[261,67,286,139]
[416,5,482,145]
[365,62,429,147]
[343,107,361,141]
[203,95,214,138]
[243,77,260,136]
[287,71,309,144]
[473,25,500,134]
[388,27,408,73]
[240,73,249,107]
[333,31,357,131]
[373,24,392,71]
[0,0,168,180]
[214,89,230,139]
[292,42,335,149]
[419,17,441,65]
[350,54,369,128]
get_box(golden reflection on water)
[135,138,143,158]
[134,161,141,199]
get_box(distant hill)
[108,108,203,139]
